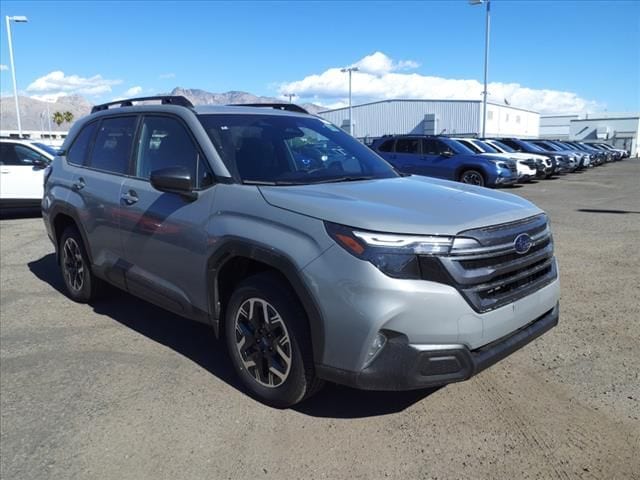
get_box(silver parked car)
[42,96,560,407]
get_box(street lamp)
[283,93,296,103]
[5,15,28,138]
[340,66,359,136]
[469,0,490,137]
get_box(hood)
[259,176,542,236]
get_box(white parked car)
[482,139,554,178]
[0,139,53,210]
[455,138,538,182]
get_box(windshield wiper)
[308,176,376,184]
[243,179,307,186]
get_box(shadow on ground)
[28,253,437,418]
[577,208,640,215]
[0,208,42,220]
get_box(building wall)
[319,100,482,139]
[539,115,579,139]
[319,100,539,140]
[484,104,539,138]
[569,116,640,156]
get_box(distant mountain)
[0,88,324,131]
[0,94,92,131]
[165,87,324,114]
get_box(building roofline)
[318,98,539,115]
[571,116,640,122]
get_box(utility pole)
[341,67,359,136]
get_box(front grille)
[424,214,558,313]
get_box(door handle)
[121,190,138,205]
[72,177,85,191]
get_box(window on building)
[487,110,494,120]
[516,115,521,124]
[505,113,510,122]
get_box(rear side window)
[135,115,213,188]
[67,122,98,166]
[89,117,137,174]
[0,143,20,165]
[423,139,447,155]
[395,138,421,154]
[377,139,395,152]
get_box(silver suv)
[42,96,560,407]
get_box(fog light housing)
[364,332,387,368]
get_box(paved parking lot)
[1,160,639,480]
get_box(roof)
[318,98,540,115]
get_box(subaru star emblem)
[514,233,533,254]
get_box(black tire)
[459,169,486,187]
[224,272,323,408]
[59,226,101,303]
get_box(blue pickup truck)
[370,135,518,188]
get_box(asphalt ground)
[1,159,639,480]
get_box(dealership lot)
[1,160,639,479]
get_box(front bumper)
[318,303,559,390]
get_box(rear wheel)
[459,169,485,186]
[224,272,323,407]
[59,226,101,303]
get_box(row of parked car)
[369,134,630,188]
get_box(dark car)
[371,135,518,187]
[563,141,606,166]
[493,138,572,175]
[528,140,579,172]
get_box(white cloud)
[0,64,8,71]
[26,71,122,98]
[159,73,176,79]
[279,52,602,114]
[124,85,143,96]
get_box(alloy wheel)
[62,238,85,292]
[461,171,484,186]
[234,298,292,388]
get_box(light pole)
[469,0,490,137]
[5,15,28,138]
[340,66,359,136]
[283,93,296,103]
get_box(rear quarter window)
[67,122,98,166]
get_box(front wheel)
[224,272,323,407]
[459,169,485,187]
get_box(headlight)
[554,155,563,161]
[325,222,477,279]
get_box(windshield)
[518,140,546,152]
[199,114,398,184]
[473,140,499,153]
[32,142,58,156]
[441,138,476,155]
[535,141,560,151]
[487,139,516,153]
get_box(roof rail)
[228,103,309,114]
[91,95,194,114]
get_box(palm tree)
[52,111,65,126]
[63,111,74,124]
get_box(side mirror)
[150,166,197,200]
[31,158,49,169]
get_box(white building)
[0,129,68,147]
[318,99,540,140]
[540,113,639,156]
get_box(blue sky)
[0,0,638,114]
